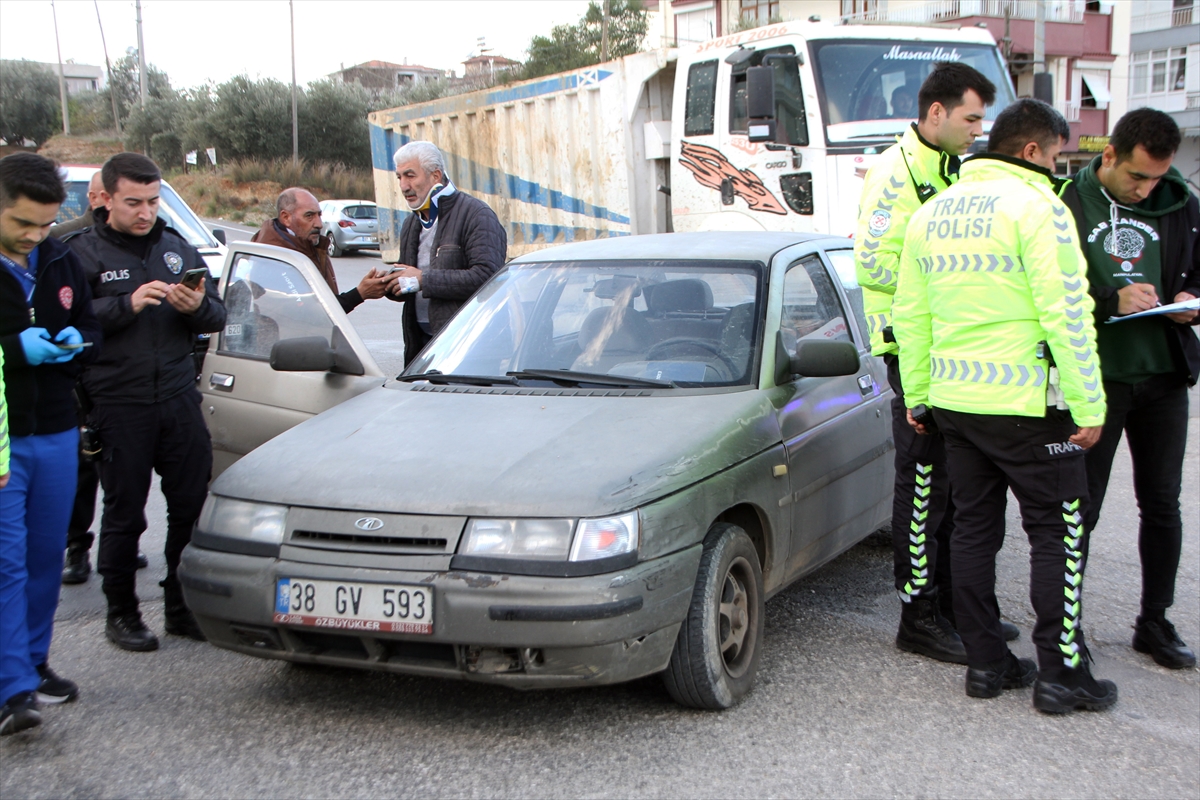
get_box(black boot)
[1133,614,1196,669]
[62,546,92,585]
[105,611,159,651]
[162,577,206,641]
[1033,663,1118,714]
[104,578,158,651]
[896,595,967,664]
[966,652,1037,698]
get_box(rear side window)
[684,60,719,136]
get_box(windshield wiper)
[508,369,674,389]
[397,371,517,386]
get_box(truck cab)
[668,23,1015,237]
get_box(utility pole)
[51,0,70,135]
[290,0,299,165]
[136,0,147,108]
[601,0,611,62]
[94,0,121,136]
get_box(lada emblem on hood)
[354,517,384,531]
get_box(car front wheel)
[326,233,343,258]
[663,522,764,709]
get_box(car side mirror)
[270,337,335,372]
[211,228,227,245]
[269,328,364,375]
[790,340,861,377]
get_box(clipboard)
[1105,297,1200,323]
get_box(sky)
[0,0,593,90]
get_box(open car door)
[199,242,387,479]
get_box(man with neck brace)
[387,141,506,365]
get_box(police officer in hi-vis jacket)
[893,99,1117,714]
[854,62,1015,664]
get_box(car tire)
[662,522,764,710]
[327,233,343,258]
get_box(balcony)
[841,1,1084,25]
[1131,6,1195,33]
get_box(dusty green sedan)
[181,231,894,709]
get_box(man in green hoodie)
[1061,108,1200,671]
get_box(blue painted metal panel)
[369,124,631,226]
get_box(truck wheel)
[326,234,343,258]
[663,522,764,709]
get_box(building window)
[1174,0,1194,27]
[675,2,717,44]
[841,0,880,18]
[1131,48,1187,97]
[740,0,779,24]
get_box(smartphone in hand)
[181,267,207,289]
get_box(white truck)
[367,21,1015,261]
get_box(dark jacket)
[1061,162,1200,385]
[68,208,226,405]
[0,235,102,436]
[391,191,506,364]
[50,208,94,239]
[250,218,363,314]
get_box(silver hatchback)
[319,199,379,257]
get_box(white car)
[57,164,229,279]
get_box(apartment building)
[1128,0,1199,186]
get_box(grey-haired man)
[387,141,506,366]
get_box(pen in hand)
[1123,277,1162,307]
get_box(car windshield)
[407,261,764,387]
[59,178,219,250]
[810,40,1015,144]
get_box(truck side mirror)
[746,65,776,143]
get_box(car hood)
[212,383,782,517]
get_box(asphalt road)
[3,226,1197,798]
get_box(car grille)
[292,529,447,550]
[284,509,466,555]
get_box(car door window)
[781,256,852,356]
[220,252,336,359]
[728,45,809,146]
[823,248,868,347]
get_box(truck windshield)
[406,261,764,387]
[810,40,1015,144]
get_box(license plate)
[273,578,433,634]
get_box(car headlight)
[459,511,639,562]
[198,495,287,548]
[460,518,574,560]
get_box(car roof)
[509,231,849,265]
[323,199,376,206]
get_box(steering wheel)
[645,337,740,380]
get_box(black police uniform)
[68,209,225,619]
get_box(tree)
[0,60,61,145]
[124,95,183,154]
[522,1,648,80]
[207,75,296,161]
[103,52,173,126]
[299,79,371,168]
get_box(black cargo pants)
[66,459,100,552]
[885,355,955,608]
[936,407,1090,672]
[93,389,212,615]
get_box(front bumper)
[179,543,701,688]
